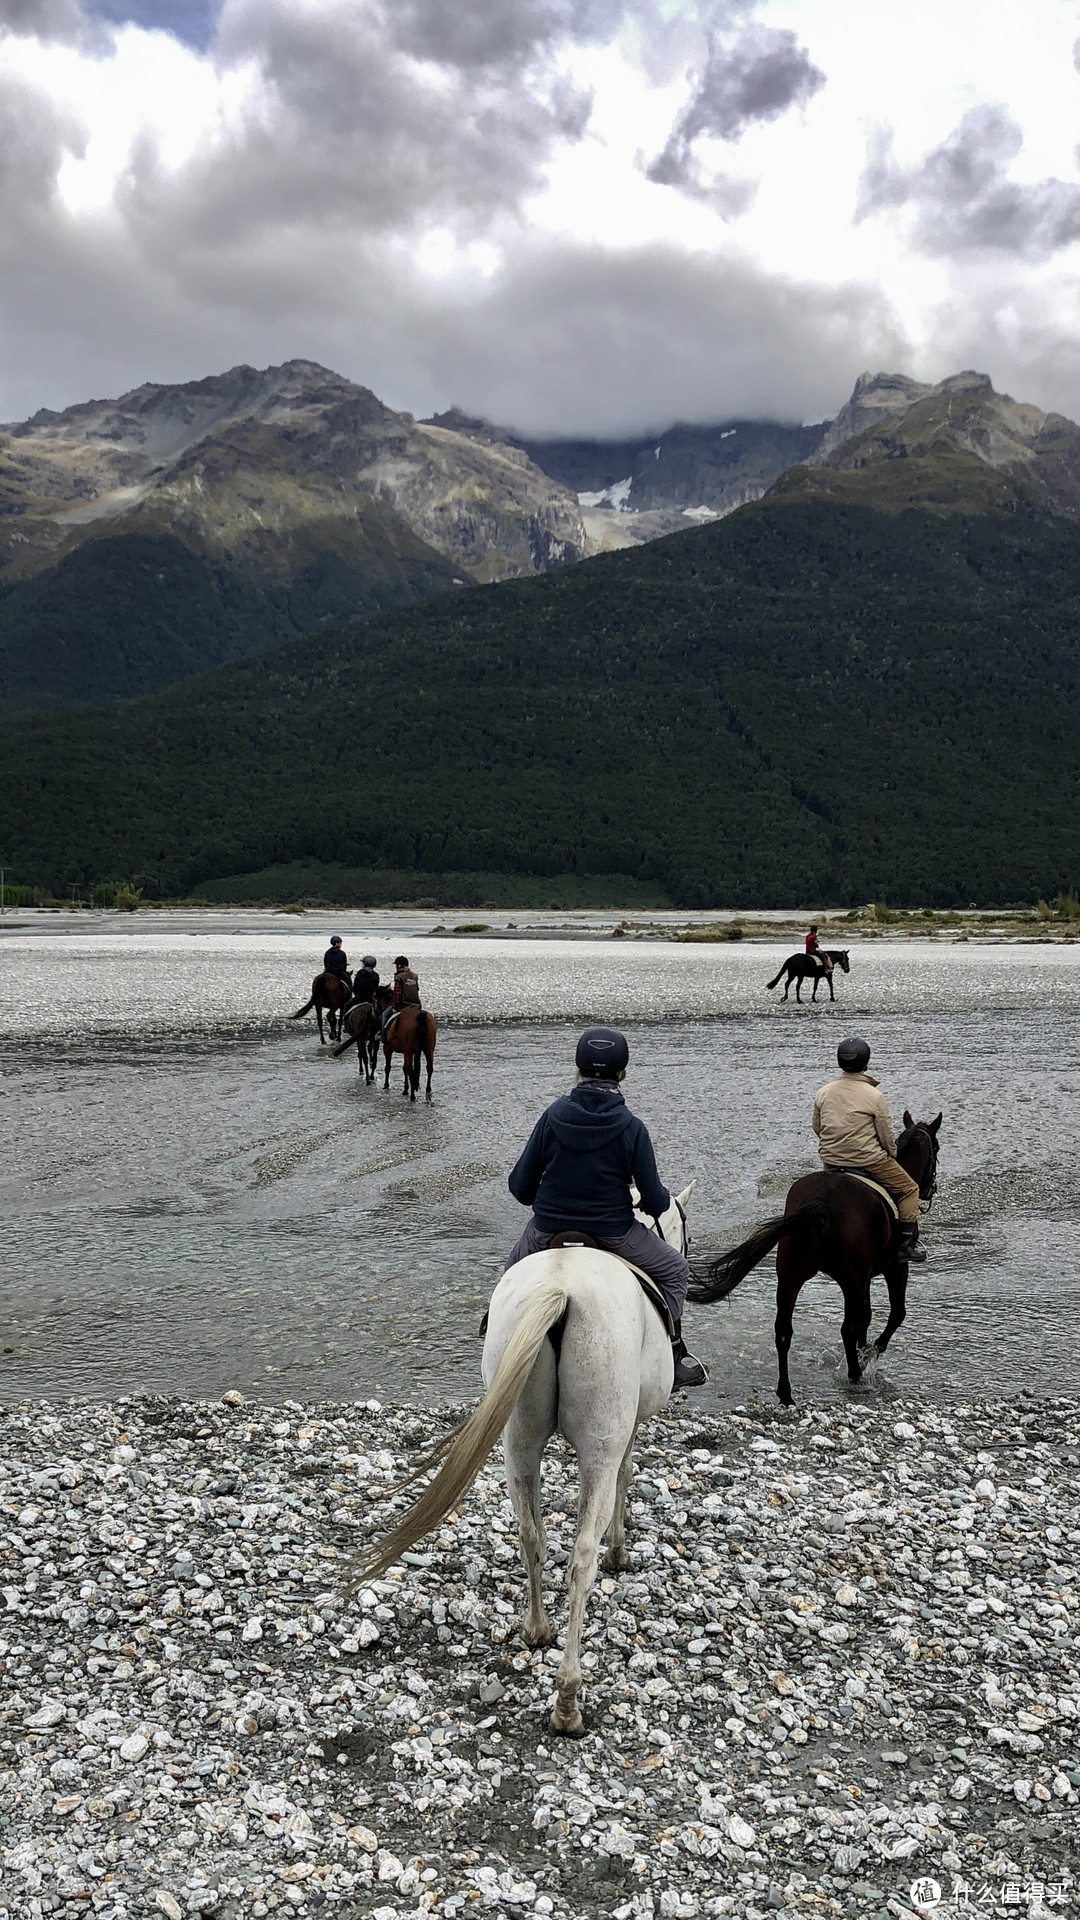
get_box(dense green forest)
[0,519,460,720]
[5,497,1080,907]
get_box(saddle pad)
[842,1171,899,1220]
[478,1252,675,1341]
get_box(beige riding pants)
[859,1154,920,1224]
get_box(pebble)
[0,1393,1077,1919]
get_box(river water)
[1,916,1078,1409]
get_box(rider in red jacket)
[805,924,832,970]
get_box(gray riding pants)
[504,1217,688,1324]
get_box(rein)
[650,1195,689,1256]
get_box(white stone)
[726,1813,756,1849]
[26,1700,66,1729]
[119,1734,148,1762]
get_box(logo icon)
[910,1883,942,1910]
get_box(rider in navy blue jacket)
[509,1081,669,1236]
[504,1027,707,1389]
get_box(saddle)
[479,1236,675,1342]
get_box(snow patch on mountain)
[578,476,633,511]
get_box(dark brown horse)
[766,950,850,1002]
[290,971,350,1044]
[689,1113,941,1404]
[331,986,392,1082]
[382,1003,437,1103]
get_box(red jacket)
[805,931,819,954]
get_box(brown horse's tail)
[291,998,315,1021]
[688,1198,827,1303]
[765,962,788,991]
[332,1030,359,1057]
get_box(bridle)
[899,1123,939,1214]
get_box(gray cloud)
[0,0,91,41]
[168,0,595,246]
[859,106,1080,259]
[0,68,84,204]
[0,0,944,443]
[417,239,903,436]
[648,24,825,197]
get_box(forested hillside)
[5,498,1080,907]
[0,522,461,718]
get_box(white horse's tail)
[346,1279,567,1589]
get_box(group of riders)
[503,1021,927,1394]
[322,936,419,1035]
[317,928,926,1393]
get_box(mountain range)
[9,357,1080,720]
[5,357,1080,908]
[0,360,583,717]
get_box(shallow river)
[1,917,1078,1409]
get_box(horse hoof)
[523,1619,555,1648]
[603,1547,630,1573]
[550,1707,584,1738]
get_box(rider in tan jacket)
[812,1037,927,1263]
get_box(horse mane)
[895,1123,920,1153]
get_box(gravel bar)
[1,1392,1079,1920]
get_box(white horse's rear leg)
[601,1427,637,1572]
[503,1352,557,1649]
[551,1455,621,1737]
[505,1431,553,1646]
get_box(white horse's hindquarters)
[482,1250,673,1434]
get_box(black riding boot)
[896,1223,927,1265]
[671,1321,708,1388]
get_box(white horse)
[348,1184,695,1736]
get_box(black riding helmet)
[575,1026,629,1078]
[837,1036,871,1073]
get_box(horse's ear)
[903,1110,914,1129]
[929,1112,942,1135]
[676,1181,696,1210]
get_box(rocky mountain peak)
[771,366,1080,522]
[0,359,585,595]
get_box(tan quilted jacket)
[812,1072,897,1166]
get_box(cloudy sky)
[2,0,1079,434]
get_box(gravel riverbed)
[2,1393,1078,1920]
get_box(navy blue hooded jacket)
[508,1082,670,1235]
